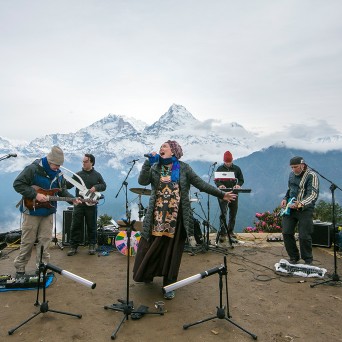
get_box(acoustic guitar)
[23,186,96,210]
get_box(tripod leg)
[8,312,41,335]
[48,308,82,318]
[225,317,258,340]
[183,315,217,329]
[111,314,127,340]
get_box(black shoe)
[67,247,77,256]
[304,260,313,265]
[289,258,299,264]
[88,244,96,255]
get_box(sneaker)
[67,247,77,256]
[304,260,313,265]
[88,244,96,255]
[15,271,25,278]
[163,290,175,300]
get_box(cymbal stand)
[137,194,145,221]
[181,256,257,340]
[104,219,164,340]
[51,213,64,250]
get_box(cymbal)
[130,188,152,196]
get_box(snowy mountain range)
[0,104,341,233]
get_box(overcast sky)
[1,0,341,141]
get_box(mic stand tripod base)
[310,272,341,288]
[104,300,165,340]
[51,237,64,250]
[8,268,82,335]
[182,264,257,341]
[104,223,164,340]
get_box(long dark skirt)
[132,217,186,286]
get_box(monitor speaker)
[62,210,87,246]
[312,222,332,248]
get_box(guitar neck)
[46,196,93,204]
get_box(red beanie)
[223,151,233,163]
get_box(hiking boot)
[15,271,25,278]
[67,247,78,256]
[88,244,96,255]
[15,266,25,277]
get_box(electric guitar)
[279,197,296,216]
[24,186,96,210]
[60,168,102,206]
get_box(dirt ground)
[1,234,342,342]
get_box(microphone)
[128,159,139,163]
[212,162,217,166]
[9,153,17,158]
[46,263,96,289]
[144,154,151,158]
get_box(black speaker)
[312,222,332,248]
[62,210,86,246]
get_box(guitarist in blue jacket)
[13,146,79,277]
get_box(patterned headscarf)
[166,140,183,160]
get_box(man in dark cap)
[280,156,319,265]
[214,150,244,246]
[13,146,80,277]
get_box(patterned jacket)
[138,160,226,240]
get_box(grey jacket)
[138,160,226,240]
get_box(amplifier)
[312,222,332,248]
[62,210,87,246]
[97,228,119,246]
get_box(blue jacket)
[13,158,74,216]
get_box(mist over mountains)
[1,104,341,234]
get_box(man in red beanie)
[214,151,244,246]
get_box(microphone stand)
[8,246,95,335]
[164,256,257,340]
[0,154,16,161]
[206,163,234,254]
[105,161,164,339]
[204,163,218,249]
[307,165,342,288]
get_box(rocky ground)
[1,234,342,342]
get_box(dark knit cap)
[47,146,64,165]
[224,151,233,163]
[166,140,183,159]
[290,156,305,165]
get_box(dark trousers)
[282,209,314,262]
[69,204,98,246]
[218,197,238,235]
